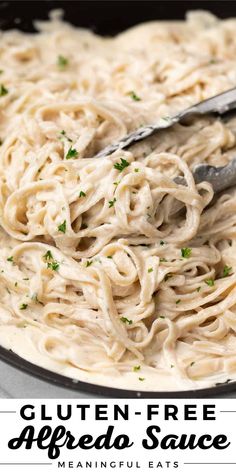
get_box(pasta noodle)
[0,10,236,391]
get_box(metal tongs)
[95,87,236,194]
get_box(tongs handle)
[95,87,236,159]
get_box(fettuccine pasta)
[0,10,236,391]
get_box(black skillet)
[0,0,236,398]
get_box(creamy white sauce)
[0,10,236,391]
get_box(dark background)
[0,1,235,35]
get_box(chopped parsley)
[79,191,86,198]
[20,303,28,310]
[120,316,133,325]
[176,299,181,304]
[44,254,60,271]
[58,220,66,233]
[114,158,130,172]
[0,84,8,96]
[205,278,215,287]
[134,168,139,172]
[43,250,53,261]
[108,198,116,208]
[113,181,120,186]
[7,256,13,262]
[181,247,192,258]
[196,286,201,292]
[107,255,113,259]
[138,377,145,381]
[47,261,60,271]
[57,55,69,68]
[170,365,174,368]
[14,282,18,287]
[85,260,93,267]
[160,258,167,262]
[161,116,171,121]
[160,240,165,246]
[190,361,195,367]
[65,147,79,159]
[133,365,141,372]
[129,91,141,101]
[148,267,153,273]
[59,130,72,142]
[223,265,232,278]
[23,277,29,281]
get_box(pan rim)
[0,344,234,398]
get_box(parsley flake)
[223,265,232,278]
[108,198,116,208]
[176,299,181,304]
[65,147,79,159]
[43,250,53,261]
[160,240,165,246]
[160,258,167,262]
[129,91,141,101]
[47,261,60,271]
[134,168,139,172]
[133,365,141,372]
[138,377,145,381]
[20,303,28,310]
[79,191,86,198]
[58,220,66,233]
[86,260,93,267]
[59,130,72,142]
[7,256,13,262]
[148,267,153,273]
[205,278,215,287]
[196,286,201,292]
[161,116,171,121]
[0,84,8,96]
[57,55,69,68]
[114,158,130,172]
[120,316,133,325]
[181,247,192,258]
